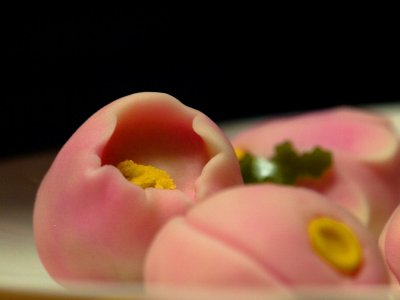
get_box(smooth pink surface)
[144,185,389,289]
[232,107,400,236]
[33,92,243,284]
[233,107,398,164]
[380,205,400,284]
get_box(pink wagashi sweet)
[231,107,400,237]
[379,204,400,284]
[144,184,389,290]
[33,92,243,284]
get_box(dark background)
[2,6,399,158]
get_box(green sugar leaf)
[239,141,332,185]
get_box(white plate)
[1,104,399,299]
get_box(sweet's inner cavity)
[117,160,176,189]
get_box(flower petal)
[144,185,388,289]
[34,92,242,284]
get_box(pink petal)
[233,106,399,166]
[380,205,400,284]
[232,107,400,236]
[144,185,388,289]
[34,92,242,284]
[298,154,399,237]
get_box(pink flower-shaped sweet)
[379,204,400,284]
[144,184,389,290]
[232,107,400,237]
[33,92,243,284]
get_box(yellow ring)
[308,217,363,275]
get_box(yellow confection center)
[234,147,247,161]
[308,217,363,275]
[117,160,176,190]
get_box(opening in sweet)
[117,160,176,190]
[308,217,363,275]
[101,101,209,197]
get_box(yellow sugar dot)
[234,148,247,161]
[308,217,363,275]
[117,160,176,190]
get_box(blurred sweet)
[232,107,400,237]
[144,184,389,289]
[379,204,400,284]
[33,92,243,284]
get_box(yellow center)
[307,217,363,275]
[234,147,247,161]
[117,160,176,190]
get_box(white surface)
[1,103,399,299]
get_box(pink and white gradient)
[144,184,389,290]
[380,204,400,284]
[231,107,400,237]
[33,92,243,285]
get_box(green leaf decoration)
[238,141,332,185]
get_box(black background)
[2,6,399,158]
